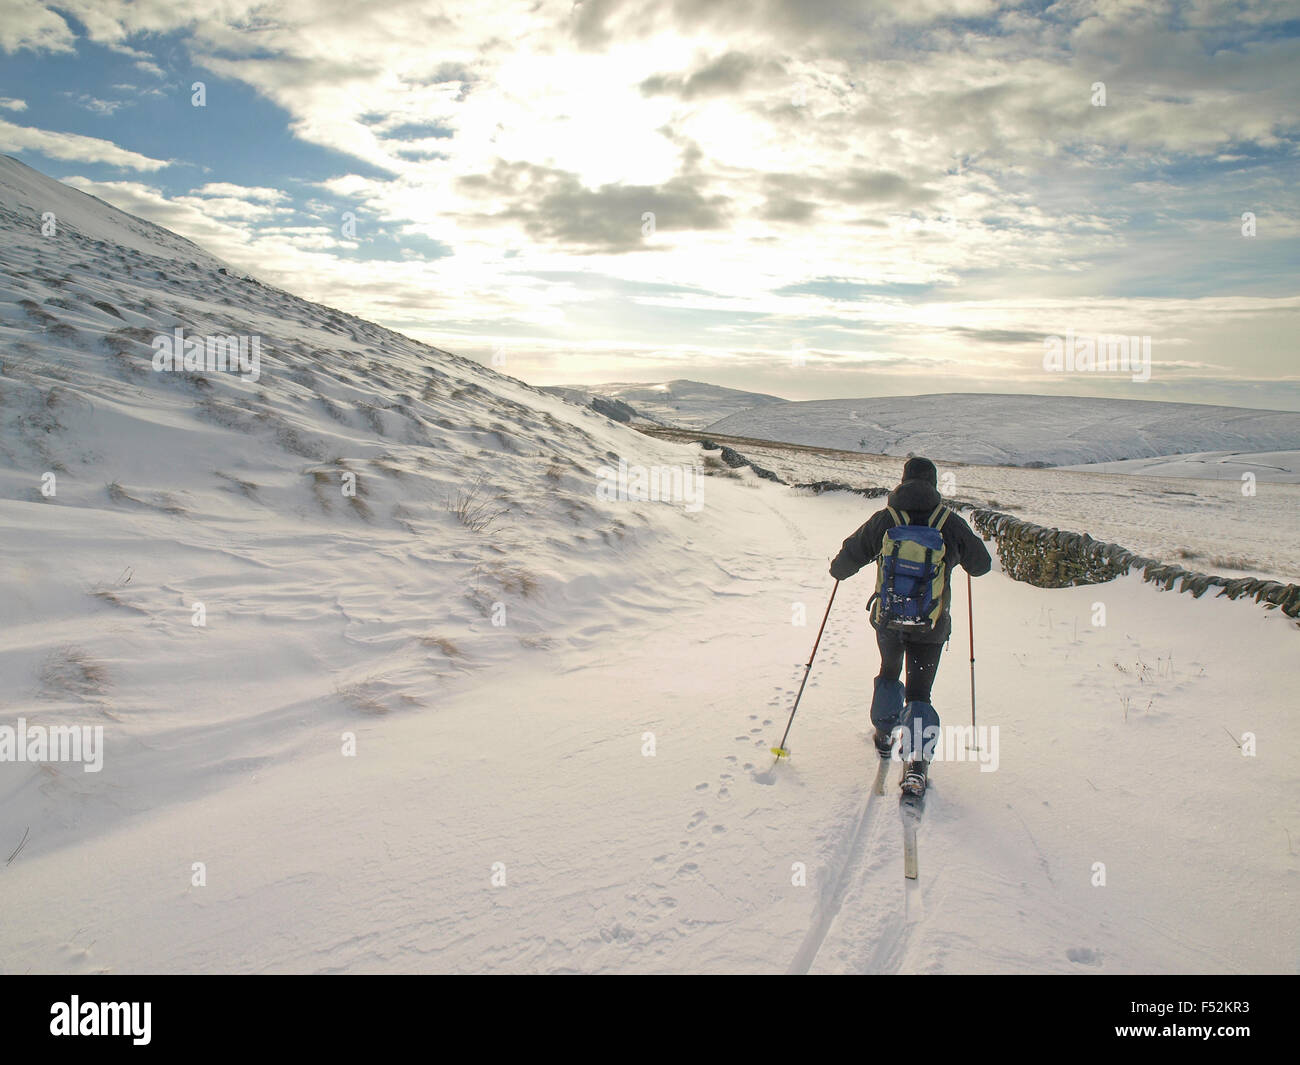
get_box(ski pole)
[967,571,978,750]
[771,581,839,759]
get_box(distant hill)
[706,393,1300,467]
[541,379,788,429]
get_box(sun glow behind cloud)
[1,0,1297,407]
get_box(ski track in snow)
[787,786,888,973]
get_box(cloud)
[946,327,1046,346]
[66,93,131,116]
[0,98,28,112]
[640,51,783,99]
[194,182,288,203]
[0,119,170,170]
[457,159,730,250]
[0,0,75,54]
[11,0,1294,406]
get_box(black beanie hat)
[901,456,938,487]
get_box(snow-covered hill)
[706,393,1300,468]
[1,156,1296,975]
[0,149,727,895]
[543,378,789,429]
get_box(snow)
[706,393,1300,469]
[544,378,789,429]
[1061,449,1300,484]
[2,155,1296,974]
[0,155,227,270]
[643,427,1300,583]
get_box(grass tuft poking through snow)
[39,646,110,701]
[446,475,510,532]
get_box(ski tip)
[770,746,790,759]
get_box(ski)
[900,792,924,880]
[871,758,891,795]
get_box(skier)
[828,457,991,798]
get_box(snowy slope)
[0,150,720,891]
[0,155,227,268]
[1,156,1296,975]
[544,379,789,429]
[706,393,1300,467]
[3,481,1295,974]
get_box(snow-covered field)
[1061,449,1300,484]
[2,156,1297,974]
[706,393,1300,469]
[645,427,1300,585]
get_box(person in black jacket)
[828,456,991,796]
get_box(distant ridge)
[706,392,1300,467]
[541,379,788,429]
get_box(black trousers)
[876,627,944,703]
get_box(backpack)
[869,505,952,632]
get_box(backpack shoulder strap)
[927,505,952,531]
[885,505,903,527]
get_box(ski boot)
[900,757,929,799]
[873,728,894,760]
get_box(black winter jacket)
[829,481,992,644]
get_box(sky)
[1,0,1298,409]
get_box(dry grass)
[518,634,557,650]
[348,493,373,521]
[1207,554,1257,571]
[40,646,110,700]
[318,396,349,423]
[369,455,406,479]
[335,678,386,714]
[106,481,187,515]
[215,471,259,499]
[308,468,333,512]
[356,401,387,436]
[105,325,156,345]
[445,475,510,533]
[479,562,539,598]
[274,424,322,459]
[419,635,463,657]
[196,397,258,432]
[18,299,55,326]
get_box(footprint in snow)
[1066,947,1103,967]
